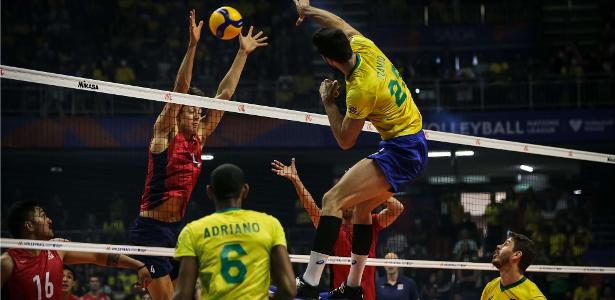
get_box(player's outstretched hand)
[319,79,340,105]
[293,0,310,26]
[271,158,299,182]
[188,9,204,47]
[239,26,269,54]
[136,265,153,289]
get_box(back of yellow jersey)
[480,276,546,300]
[175,208,287,300]
[345,35,422,140]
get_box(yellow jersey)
[481,276,546,300]
[174,208,287,300]
[346,35,422,140]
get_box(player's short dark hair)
[210,163,245,201]
[7,200,39,238]
[509,231,536,273]
[189,86,206,97]
[312,27,353,63]
[63,264,76,278]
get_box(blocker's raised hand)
[239,26,269,54]
[271,158,299,182]
[188,9,204,47]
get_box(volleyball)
[209,6,243,40]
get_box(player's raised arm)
[271,158,321,227]
[197,26,268,142]
[174,9,202,94]
[214,26,268,100]
[293,0,362,39]
[152,9,203,152]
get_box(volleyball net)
[2,65,615,296]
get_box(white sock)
[346,253,368,287]
[302,251,329,286]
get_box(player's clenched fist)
[319,79,340,105]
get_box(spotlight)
[428,151,452,158]
[455,150,475,157]
[519,165,534,172]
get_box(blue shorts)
[368,130,428,193]
[129,216,182,279]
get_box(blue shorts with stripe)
[368,130,428,193]
[129,216,182,279]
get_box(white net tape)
[1,65,614,164]
[2,239,614,274]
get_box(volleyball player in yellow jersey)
[172,164,296,300]
[292,0,427,299]
[481,232,546,299]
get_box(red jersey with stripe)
[331,214,383,300]
[6,249,64,300]
[140,133,203,217]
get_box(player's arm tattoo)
[106,254,120,267]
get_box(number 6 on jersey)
[220,243,247,284]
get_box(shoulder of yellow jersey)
[349,35,376,53]
[525,278,546,298]
[485,277,501,289]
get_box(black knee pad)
[313,216,342,255]
[352,224,372,255]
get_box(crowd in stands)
[3,0,614,114]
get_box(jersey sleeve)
[350,35,377,54]
[174,225,196,258]
[269,216,287,249]
[346,86,374,119]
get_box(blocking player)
[129,9,267,300]
[0,200,152,300]
[291,0,427,299]
[172,164,296,300]
[271,158,404,300]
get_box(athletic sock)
[302,251,329,286]
[346,224,372,287]
[302,216,342,287]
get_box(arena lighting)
[520,164,534,172]
[428,151,452,157]
[201,154,214,161]
[454,150,475,157]
[415,88,420,94]
[573,189,582,195]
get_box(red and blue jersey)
[7,249,64,300]
[140,133,202,217]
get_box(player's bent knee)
[321,190,343,212]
